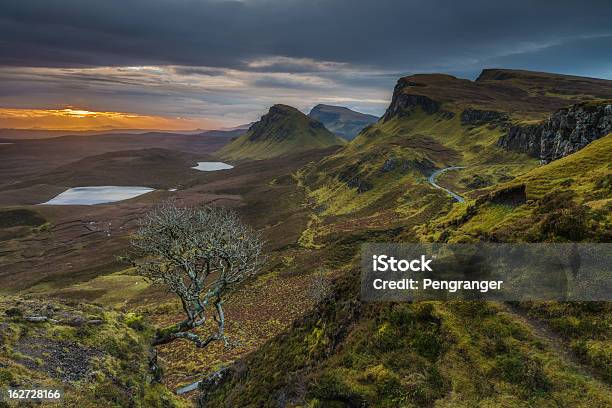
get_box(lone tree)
[130,202,263,348]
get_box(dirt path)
[502,302,610,386]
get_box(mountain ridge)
[383,68,612,122]
[198,69,612,407]
[218,104,345,160]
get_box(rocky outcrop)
[461,108,510,128]
[379,157,435,175]
[476,184,527,206]
[246,104,308,142]
[498,102,612,162]
[382,78,447,121]
[218,104,344,160]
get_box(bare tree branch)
[129,201,264,348]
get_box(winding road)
[428,166,466,203]
[176,166,467,397]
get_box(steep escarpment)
[218,104,345,160]
[381,77,446,120]
[383,69,612,122]
[498,101,612,162]
[303,71,547,218]
[302,70,612,219]
[477,68,612,102]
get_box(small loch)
[41,186,155,205]
[192,161,233,171]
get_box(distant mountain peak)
[268,104,299,114]
[308,104,378,140]
[218,104,344,160]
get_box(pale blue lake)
[42,186,155,205]
[192,161,233,171]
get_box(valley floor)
[0,128,610,407]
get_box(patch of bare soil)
[14,337,103,382]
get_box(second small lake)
[192,161,234,171]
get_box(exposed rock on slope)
[460,108,510,128]
[381,69,612,122]
[218,104,345,160]
[498,101,612,162]
[382,78,444,120]
[0,297,180,407]
[308,104,378,140]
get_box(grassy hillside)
[419,134,612,244]
[304,108,536,218]
[200,276,612,407]
[218,105,345,161]
[199,71,612,407]
[0,296,185,407]
[199,137,612,408]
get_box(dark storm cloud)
[1,0,611,126]
[1,0,611,76]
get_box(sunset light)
[0,1,610,406]
[0,107,213,130]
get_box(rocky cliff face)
[382,78,445,121]
[498,101,612,162]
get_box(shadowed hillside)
[218,105,345,160]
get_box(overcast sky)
[1,0,611,128]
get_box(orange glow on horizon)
[0,107,215,131]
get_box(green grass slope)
[305,107,536,218]
[0,296,185,407]
[199,272,612,407]
[419,134,612,244]
[199,71,611,408]
[197,136,611,408]
[218,104,345,161]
